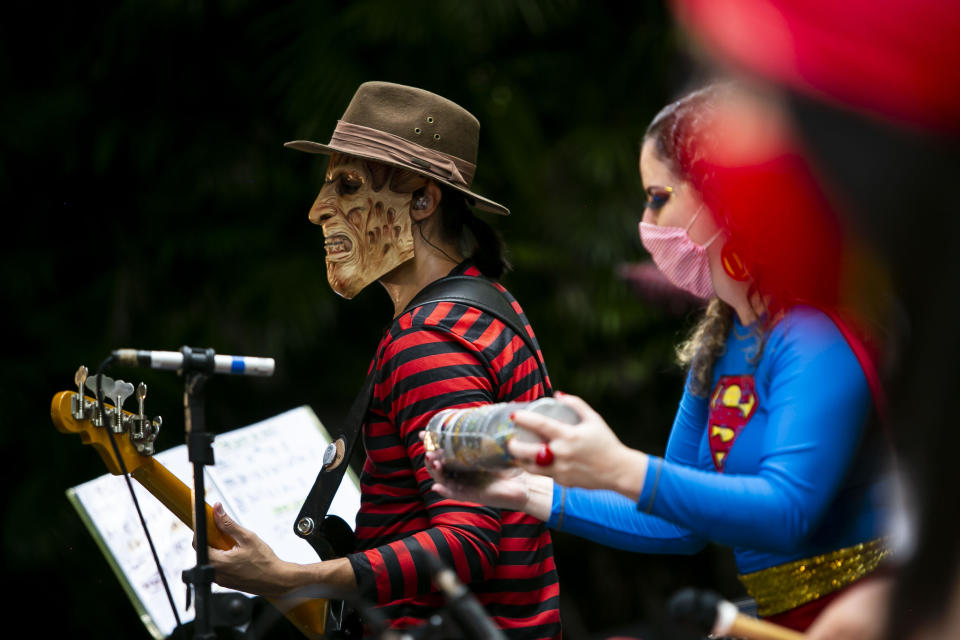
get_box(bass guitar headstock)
[52,365,332,638]
[51,365,164,475]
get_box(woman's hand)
[207,503,303,597]
[422,442,554,521]
[509,392,649,499]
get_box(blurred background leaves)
[2,1,739,637]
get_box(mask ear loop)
[701,228,724,250]
[684,203,724,249]
[683,204,705,232]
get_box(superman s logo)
[711,425,736,442]
[707,375,758,472]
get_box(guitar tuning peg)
[136,382,147,415]
[110,380,135,434]
[72,365,89,419]
[131,382,149,443]
[85,374,116,428]
[138,415,161,455]
[132,394,161,456]
[85,373,116,396]
[75,365,88,390]
[113,380,134,407]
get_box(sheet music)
[206,406,361,564]
[68,406,360,640]
[68,446,231,639]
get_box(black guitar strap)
[293,275,552,560]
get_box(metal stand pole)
[180,347,217,640]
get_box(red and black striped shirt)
[346,264,562,639]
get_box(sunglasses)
[645,185,673,211]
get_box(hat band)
[329,120,476,188]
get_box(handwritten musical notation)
[208,408,360,564]
[67,406,361,640]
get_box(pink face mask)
[639,205,723,299]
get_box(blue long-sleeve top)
[548,307,892,574]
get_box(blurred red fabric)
[671,0,960,134]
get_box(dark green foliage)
[2,2,738,637]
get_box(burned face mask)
[309,154,427,299]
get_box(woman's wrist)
[607,445,648,501]
[521,473,554,522]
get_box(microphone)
[668,588,804,640]
[112,347,275,377]
[417,550,506,640]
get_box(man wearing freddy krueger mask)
[206,81,562,639]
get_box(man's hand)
[423,443,554,521]
[207,503,302,597]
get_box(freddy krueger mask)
[309,153,429,299]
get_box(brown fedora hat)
[285,81,509,215]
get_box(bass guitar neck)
[51,388,329,639]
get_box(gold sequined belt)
[738,538,892,617]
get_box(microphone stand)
[179,346,233,640]
[107,344,269,638]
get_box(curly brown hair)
[674,298,735,396]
